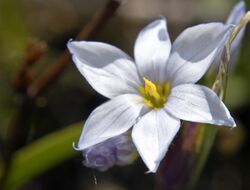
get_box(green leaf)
[3,122,82,190]
[189,124,218,189]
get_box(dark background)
[0,0,249,189]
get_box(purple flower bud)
[112,134,135,166]
[83,133,135,171]
[83,143,116,171]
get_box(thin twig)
[27,0,121,98]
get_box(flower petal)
[165,84,236,127]
[166,23,233,86]
[226,1,246,70]
[226,1,246,25]
[76,94,144,150]
[68,41,142,98]
[132,110,180,173]
[134,18,171,83]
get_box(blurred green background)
[0,0,249,189]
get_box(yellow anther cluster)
[139,77,171,109]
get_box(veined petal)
[76,94,144,150]
[134,18,171,83]
[132,110,180,173]
[165,84,236,127]
[166,23,233,86]
[68,41,142,98]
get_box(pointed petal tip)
[222,110,236,128]
[72,141,94,151]
[229,117,237,128]
[144,163,158,174]
[226,1,246,25]
[155,16,167,21]
[216,116,236,128]
[140,17,167,33]
[67,40,89,54]
[231,0,245,11]
[237,1,246,10]
[73,141,88,151]
[158,16,167,22]
[211,112,236,128]
[72,141,82,151]
[157,16,168,28]
[146,167,158,174]
[67,39,76,54]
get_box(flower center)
[139,77,171,109]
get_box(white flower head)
[68,18,236,173]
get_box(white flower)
[67,18,236,173]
